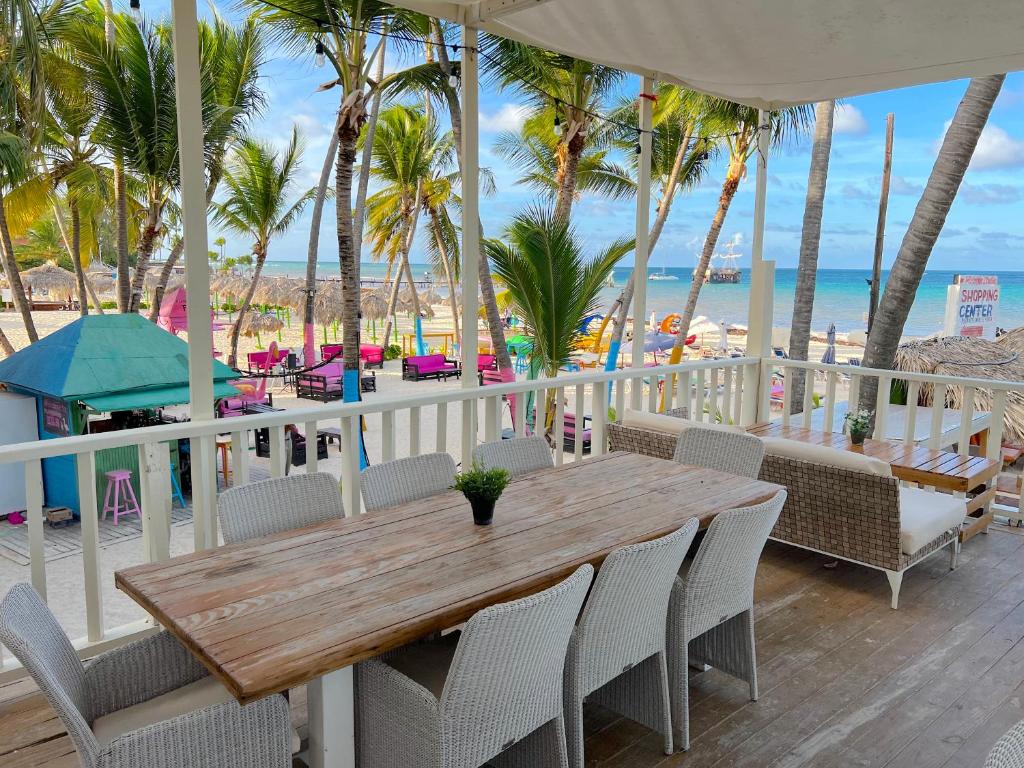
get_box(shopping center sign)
[943,275,1000,339]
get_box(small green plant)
[844,409,873,435]
[383,343,402,360]
[454,462,510,503]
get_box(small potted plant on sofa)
[454,462,510,526]
[844,409,873,445]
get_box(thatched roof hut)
[21,261,76,300]
[361,291,389,322]
[234,310,285,338]
[894,336,1024,443]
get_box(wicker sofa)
[607,410,966,609]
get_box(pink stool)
[101,470,141,524]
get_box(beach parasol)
[643,331,676,353]
[821,322,837,364]
[717,319,729,355]
[361,291,389,322]
[894,336,1024,443]
[233,310,285,348]
[20,261,77,300]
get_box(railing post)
[340,415,361,516]
[190,434,217,550]
[25,460,46,599]
[303,421,318,474]
[76,452,104,642]
[592,381,607,455]
[630,75,654,409]
[137,442,171,563]
[459,23,480,465]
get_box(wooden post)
[869,113,894,334]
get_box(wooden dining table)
[748,423,1000,541]
[115,451,781,768]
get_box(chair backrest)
[673,427,766,479]
[0,585,99,764]
[473,436,553,476]
[218,473,344,544]
[985,720,1024,768]
[440,564,593,766]
[680,491,786,639]
[572,519,699,694]
[360,452,457,511]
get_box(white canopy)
[396,0,1024,107]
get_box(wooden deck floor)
[4,527,1024,767]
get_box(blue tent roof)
[0,314,238,408]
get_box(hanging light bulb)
[448,73,459,88]
[635,141,643,155]
[554,115,562,136]
[129,0,142,22]
[314,40,326,68]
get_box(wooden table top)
[116,452,781,703]
[748,423,1000,492]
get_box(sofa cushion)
[621,408,744,435]
[899,487,965,555]
[760,437,893,477]
[92,676,235,747]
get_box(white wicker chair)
[667,490,787,750]
[473,436,554,476]
[0,584,291,768]
[356,564,594,768]
[218,472,344,544]
[361,452,457,511]
[672,427,766,479]
[564,519,699,768]
[986,721,1024,767]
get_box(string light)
[448,73,459,88]
[553,114,562,136]
[314,39,326,68]
[129,0,142,22]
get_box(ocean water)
[260,260,1024,337]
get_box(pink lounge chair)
[321,343,385,369]
[220,343,276,416]
[402,353,461,381]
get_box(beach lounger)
[402,353,462,381]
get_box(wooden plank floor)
[4,528,1024,767]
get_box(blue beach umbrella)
[821,322,837,365]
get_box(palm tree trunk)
[303,112,341,364]
[336,102,365,382]
[553,126,586,222]
[69,201,88,317]
[0,327,14,356]
[602,129,693,357]
[789,100,835,414]
[859,75,1004,414]
[148,237,183,321]
[50,197,103,315]
[665,151,747,367]
[0,192,38,342]
[114,164,131,312]
[435,24,511,374]
[128,206,161,313]
[379,262,405,351]
[228,248,267,366]
[431,209,461,343]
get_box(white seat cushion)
[92,676,235,747]
[621,409,744,435]
[899,487,966,556]
[761,437,893,477]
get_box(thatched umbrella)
[996,327,1024,355]
[362,291,389,322]
[233,310,285,348]
[85,262,115,294]
[894,336,1024,443]
[20,261,76,301]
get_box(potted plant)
[844,409,873,445]
[454,463,510,526]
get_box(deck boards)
[4,529,1024,767]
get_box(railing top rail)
[768,357,1024,393]
[0,357,760,464]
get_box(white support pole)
[171,0,215,420]
[460,24,480,464]
[629,77,654,410]
[743,110,775,425]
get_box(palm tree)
[213,128,313,366]
[664,100,813,369]
[599,84,718,362]
[789,100,835,413]
[859,76,1005,413]
[148,14,267,319]
[481,37,624,221]
[486,205,630,380]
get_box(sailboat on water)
[649,266,678,282]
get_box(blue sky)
[146,2,1024,271]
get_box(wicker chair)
[986,720,1024,767]
[607,408,689,459]
[473,436,554,476]
[0,584,291,768]
[564,519,699,768]
[356,564,594,768]
[673,428,766,479]
[218,472,344,545]
[361,452,457,512]
[667,491,787,750]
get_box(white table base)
[308,666,355,768]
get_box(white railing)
[0,356,760,678]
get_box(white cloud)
[479,103,529,133]
[969,124,1024,170]
[833,104,868,136]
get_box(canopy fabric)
[0,314,238,406]
[81,382,240,413]
[392,0,1024,108]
